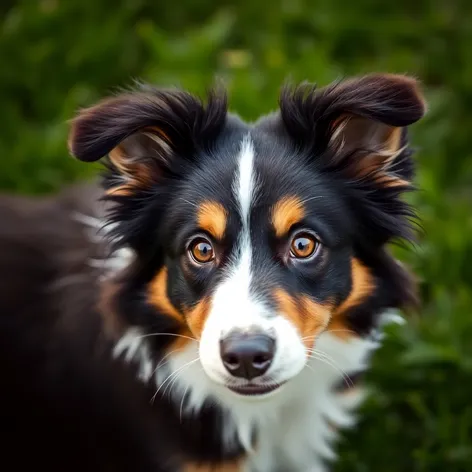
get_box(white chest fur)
[240,333,378,472]
[115,324,396,472]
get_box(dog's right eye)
[289,231,319,260]
[189,238,215,264]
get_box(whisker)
[179,383,191,423]
[308,355,354,389]
[306,348,340,364]
[306,350,354,388]
[301,326,358,345]
[151,348,182,378]
[135,332,199,343]
[301,334,319,341]
[304,363,318,375]
[165,360,198,401]
[152,360,196,404]
[164,371,183,399]
[323,328,357,336]
[150,358,199,404]
[164,361,196,399]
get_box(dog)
[0,73,426,471]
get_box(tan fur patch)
[105,125,170,196]
[106,145,154,196]
[148,267,181,322]
[148,268,193,350]
[331,114,410,189]
[328,258,375,340]
[357,127,407,187]
[197,201,228,240]
[184,298,212,339]
[148,268,213,350]
[271,196,305,237]
[144,125,170,143]
[273,289,331,348]
[376,175,410,189]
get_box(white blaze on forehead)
[235,134,256,225]
[227,134,257,316]
[224,133,258,323]
[212,134,262,333]
[199,135,265,379]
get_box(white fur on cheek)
[268,315,307,381]
[113,327,154,382]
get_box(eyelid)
[185,232,214,250]
[288,227,322,245]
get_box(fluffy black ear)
[68,85,227,196]
[280,73,426,188]
[279,74,427,243]
[67,84,227,252]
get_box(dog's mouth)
[227,382,286,396]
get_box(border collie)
[0,73,426,471]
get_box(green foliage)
[1,1,471,469]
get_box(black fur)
[0,74,426,471]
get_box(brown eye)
[189,238,215,264]
[290,233,318,259]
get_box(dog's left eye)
[290,232,318,259]
[189,238,215,264]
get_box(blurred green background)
[1,1,471,470]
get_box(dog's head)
[69,74,425,400]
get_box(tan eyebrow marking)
[197,200,228,240]
[271,196,305,237]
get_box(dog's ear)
[68,85,227,196]
[279,74,427,245]
[279,74,427,189]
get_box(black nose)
[220,331,275,380]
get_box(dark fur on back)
[0,185,175,471]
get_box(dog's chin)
[225,381,287,399]
[200,356,306,401]
[201,365,292,400]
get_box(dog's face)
[159,133,352,395]
[69,74,425,398]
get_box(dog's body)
[0,74,426,471]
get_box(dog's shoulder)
[0,181,177,471]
